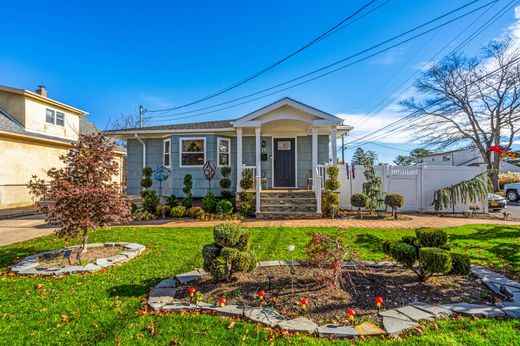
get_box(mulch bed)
[177,266,495,324]
[337,210,412,221]
[36,246,123,268]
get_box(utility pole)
[139,105,143,128]
[341,135,345,164]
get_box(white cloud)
[370,47,407,66]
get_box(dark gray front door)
[273,138,295,187]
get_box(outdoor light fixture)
[262,140,266,153]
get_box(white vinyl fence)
[338,164,488,213]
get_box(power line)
[146,0,380,113]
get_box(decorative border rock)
[10,242,145,276]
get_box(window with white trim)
[217,138,231,166]
[180,138,205,167]
[45,109,55,124]
[56,112,65,127]
[163,139,171,167]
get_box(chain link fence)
[0,184,36,209]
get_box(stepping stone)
[86,242,105,248]
[162,301,199,311]
[397,306,435,322]
[175,270,203,284]
[377,261,396,268]
[156,279,177,288]
[215,304,245,317]
[57,266,84,274]
[11,261,39,272]
[277,317,318,333]
[95,258,111,268]
[258,261,281,267]
[410,301,453,317]
[82,263,101,272]
[317,324,359,338]
[495,302,520,319]
[124,243,145,251]
[107,255,128,263]
[19,267,56,276]
[244,307,286,327]
[471,265,520,290]
[121,251,139,259]
[380,309,413,321]
[278,261,301,266]
[382,316,419,336]
[150,287,177,298]
[354,322,386,336]
[440,303,505,318]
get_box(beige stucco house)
[0,85,125,209]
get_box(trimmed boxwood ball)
[416,228,448,247]
[187,206,205,219]
[214,223,243,247]
[401,235,417,247]
[216,199,234,214]
[385,194,404,208]
[142,167,153,177]
[450,252,471,275]
[170,205,186,218]
[419,247,452,275]
[156,205,171,219]
[351,193,369,208]
[389,242,417,267]
[240,170,254,190]
[140,177,152,189]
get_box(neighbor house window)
[217,138,231,166]
[45,109,55,124]
[180,138,205,167]
[163,139,171,167]
[56,112,65,127]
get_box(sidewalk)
[0,215,56,246]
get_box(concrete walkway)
[0,215,56,246]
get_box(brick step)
[260,197,316,205]
[260,204,318,212]
[256,211,322,220]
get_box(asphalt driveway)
[505,201,520,219]
[0,215,56,246]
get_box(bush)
[351,193,369,208]
[203,223,256,281]
[389,242,417,267]
[238,202,252,216]
[140,167,153,189]
[142,167,153,177]
[419,247,452,276]
[170,205,186,218]
[187,206,205,219]
[219,179,231,189]
[182,196,193,209]
[131,202,138,214]
[240,191,253,202]
[202,191,217,213]
[133,210,154,221]
[167,194,178,208]
[216,199,234,214]
[385,194,404,219]
[450,252,471,275]
[325,166,340,191]
[401,235,417,247]
[499,171,520,189]
[141,190,159,214]
[156,205,171,219]
[416,228,448,247]
[322,192,339,217]
[182,174,193,208]
[382,240,397,255]
[220,166,232,197]
[240,169,254,190]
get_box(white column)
[331,128,338,166]
[255,127,261,181]
[312,127,318,191]
[236,128,243,192]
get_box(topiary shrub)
[325,166,341,191]
[238,202,252,217]
[167,194,178,208]
[202,191,217,213]
[182,174,193,208]
[239,169,254,191]
[389,242,417,267]
[141,190,159,214]
[351,193,369,218]
[322,192,340,218]
[401,235,417,247]
[450,252,471,275]
[216,199,234,214]
[131,202,138,214]
[202,223,256,281]
[170,205,186,218]
[140,167,153,189]
[382,240,397,255]
[187,206,205,219]
[416,228,448,248]
[220,166,232,198]
[419,247,452,277]
[156,205,171,219]
[385,194,404,219]
[133,210,154,221]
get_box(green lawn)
[1,225,519,345]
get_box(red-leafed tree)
[28,133,131,256]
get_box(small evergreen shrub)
[167,194,178,208]
[182,174,193,208]
[450,252,471,275]
[382,240,397,255]
[216,199,233,214]
[239,169,254,190]
[325,166,341,191]
[240,191,253,202]
[351,193,369,218]
[156,205,171,219]
[220,166,232,198]
[389,242,417,267]
[385,194,404,219]
[141,190,159,214]
[140,167,153,189]
[238,202,252,216]
[170,205,186,218]
[416,228,448,247]
[133,210,154,221]
[187,206,205,219]
[401,235,417,247]
[419,247,452,275]
[202,191,217,213]
[131,202,138,214]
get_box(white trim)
[271,136,298,189]
[163,138,171,167]
[179,137,206,168]
[107,128,235,136]
[135,133,146,169]
[236,128,243,192]
[217,137,231,167]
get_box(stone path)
[147,261,520,340]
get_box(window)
[163,139,171,167]
[180,138,205,167]
[56,112,65,127]
[217,138,231,166]
[45,109,55,124]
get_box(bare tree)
[401,38,520,190]
[108,111,152,130]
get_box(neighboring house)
[0,85,125,209]
[106,98,352,200]
[418,147,520,172]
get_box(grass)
[0,224,519,345]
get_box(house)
[0,85,125,209]
[106,98,352,217]
[418,147,520,172]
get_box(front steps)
[256,190,322,219]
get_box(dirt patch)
[177,266,495,324]
[36,246,122,268]
[338,210,412,221]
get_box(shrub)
[141,190,159,214]
[322,192,339,217]
[416,228,448,247]
[187,206,205,219]
[170,205,186,218]
[133,210,154,221]
[142,167,153,177]
[401,235,417,247]
[389,242,417,267]
[238,202,252,216]
[499,171,520,189]
[216,199,234,214]
[382,240,397,255]
[240,191,253,202]
[131,202,138,214]
[202,191,217,213]
[156,205,171,219]
[203,223,256,281]
[167,194,178,208]
[351,193,369,218]
[419,247,452,277]
[140,167,153,189]
[239,169,254,190]
[325,166,341,191]
[182,196,193,209]
[182,174,193,208]
[220,166,232,197]
[450,252,471,275]
[385,194,404,219]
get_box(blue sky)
[1,0,518,162]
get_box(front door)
[273,138,295,187]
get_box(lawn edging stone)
[9,242,145,276]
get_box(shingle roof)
[79,117,99,135]
[107,119,235,133]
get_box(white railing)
[243,165,257,187]
[316,164,328,189]
[390,166,418,176]
[255,175,262,213]
[315,166,322,213]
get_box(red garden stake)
[218,297,226,307]
[189,287,196,298]
[300,298,308,310]
[375,296,384,309]
[257,290,266,301]
[347,309,356,321]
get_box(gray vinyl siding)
[297,135,329,188]
[127,138,143,196]
[242,136,272,188]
